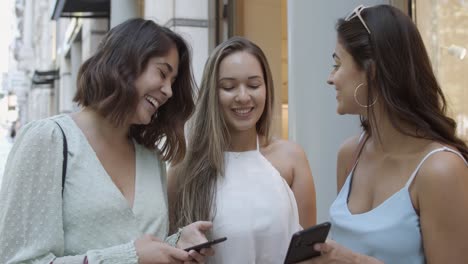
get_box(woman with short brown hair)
[0,18,213,264]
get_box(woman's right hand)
[303,240,383,264]
[135,234,192,264]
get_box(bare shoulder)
[415,147,468,261]
[415,147,467,212]
[336,134,363,190]
[264,137,309,163]
[337,134,362,165]
[261,137,310,184]
[417,149,468,191]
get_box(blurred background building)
[2,0,467,222]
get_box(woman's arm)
[288,142,317,228]
[417,151,468,263]
[0,119,139,264]
[307,240,384,264]
[0,119,70,263]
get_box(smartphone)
[183,237,227,252]
[283,222,331,264]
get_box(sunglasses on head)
[345,5,371,35]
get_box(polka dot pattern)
[0,115,169,263]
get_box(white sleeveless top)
[330,143,468,264]
[207,137,301,264]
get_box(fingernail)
[314,244,321,251]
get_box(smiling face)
[218,51,266,135]
[327,41,368,115]
[131,46,179,125]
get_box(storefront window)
[415,0,468,140]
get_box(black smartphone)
[183,237,227,252]
[283,222,331,264]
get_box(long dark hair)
[170,37,275,230]
[337,5,467,159]
[75,18,196,163]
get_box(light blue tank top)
[330,143,467,264]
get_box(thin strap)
[256,135,260,151]
[346,132,369,202]
[346,132,369,177]
[358,131,366,142]
[405,147,467,188]
[53,120,68,196]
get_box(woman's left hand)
[303,240,382,264]
[177,221,215,263]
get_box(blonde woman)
[169,37,317,263]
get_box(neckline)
[63,114,140,213]
[226,135,260,154]
[344,146,453,216]
[344,178,409,217]
[226,149,256,160]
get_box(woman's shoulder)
[261,137,310,185]
[337,134,363,164]
[339,134,363,153]
[413,144,467,216]
[5,116,70,175]
[17,115,69,138]
[265,137,306,158]
[11,115,81,154]
[417,145,467,183]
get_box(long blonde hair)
[170,37,275,230]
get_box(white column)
[110,0,139,28]
[144,0,208,86]
[287,0,388,223]
[70,41,82,108]
[144,0,174,24]
[10,72,30,124]
[82,19,108,61]
[59,56,73,113]
[21,0,34,60]
[44,88,52,118]
[18,0,34,124]
[28,89,37,122]
[174,0,208,85]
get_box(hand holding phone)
[184,237,227,252]
[284,222,331,264]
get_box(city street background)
[0,0,14,189]
[0,125,13,188]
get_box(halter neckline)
[226,135,260,153]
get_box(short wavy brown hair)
[74,18,196,163]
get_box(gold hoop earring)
[354,83,377,108]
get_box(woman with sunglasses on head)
[310,4,468,264]
[168,36,317,263]
[0,18,214,264]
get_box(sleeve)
[164,231,181,247]
[0,119,138,264]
